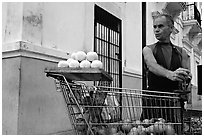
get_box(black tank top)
[147,42,182,92]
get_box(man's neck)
[157,39,171,44]
[160,39,171,43]
[158,41,171,44]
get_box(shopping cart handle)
[173,90,191,95]
[45,72,55,78]
[45,72,63,80]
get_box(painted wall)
[42,2,88,53]
[2,3,23,43]
[17,57,73,134]
[2,57,21,134]
[2,41,75,135]
[123,2,142,74]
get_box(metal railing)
[181,3,201,26]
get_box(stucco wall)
[42,2,87,52]
[17,57,73,134]
[2,57,21,134]
[123,3,142,74]
[2,54,75,134]
[2,3,23,43]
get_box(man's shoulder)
[172,44,181,49]
[172,44,183,54]
[145,43,157,51]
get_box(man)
[143,14,191,91]
[141,13,192,127]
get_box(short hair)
[154,13,174,27]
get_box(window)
[94,5,122,88]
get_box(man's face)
[153,16,172,41]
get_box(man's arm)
[143,46,170,77]
[143,46,188,82]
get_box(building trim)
[182,38,202,56]
[182,38,193,52]
[2,41,69,63]
[123,67,142,79]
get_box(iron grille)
[181,3,201,26]
[94,5,122,88]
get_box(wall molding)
[123,67,142,79]
[2,41,69,63]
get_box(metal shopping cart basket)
[45,67,186,135]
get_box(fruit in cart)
[158,118,166,123]
[128,127,139,135]
[79,60,91,68]
[91,60,103,69]
[153,122,166,134]
[188,117,202,134]
[75,51,87,62]
[87,51,98,62]
[128,126,146,135]
[97,129,106,135]
[143,119,150,127]
[91,126,100,135]
[133,120,141,127]
[121,119,133,134]
[165,124,175,135]
[137,125,147,135]
[57,60,69,67]
[116,130,125,135]
[109,126,118,135]
[146,125,154,134]
[67,58,74,65]
[71,52,77,60]
[149,118,158,123]
[69,59,80,68]
[97,126,108,135]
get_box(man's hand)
[167,68,192,82]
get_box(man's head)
[153,14,174,42]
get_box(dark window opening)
[94,5,122,88]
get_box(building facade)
[2,2,202,135]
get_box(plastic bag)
[102,93,120,121]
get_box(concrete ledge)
[2,41,69,63]
[123,67,142,79]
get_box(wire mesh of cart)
[45,67,185,135]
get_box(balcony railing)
[181,3,201,26]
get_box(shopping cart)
[45,67,186,135]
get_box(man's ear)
[169,25,174,33]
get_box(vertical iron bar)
[105,26,108,73]
[118,20,122,121]
[108,27,111,83]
